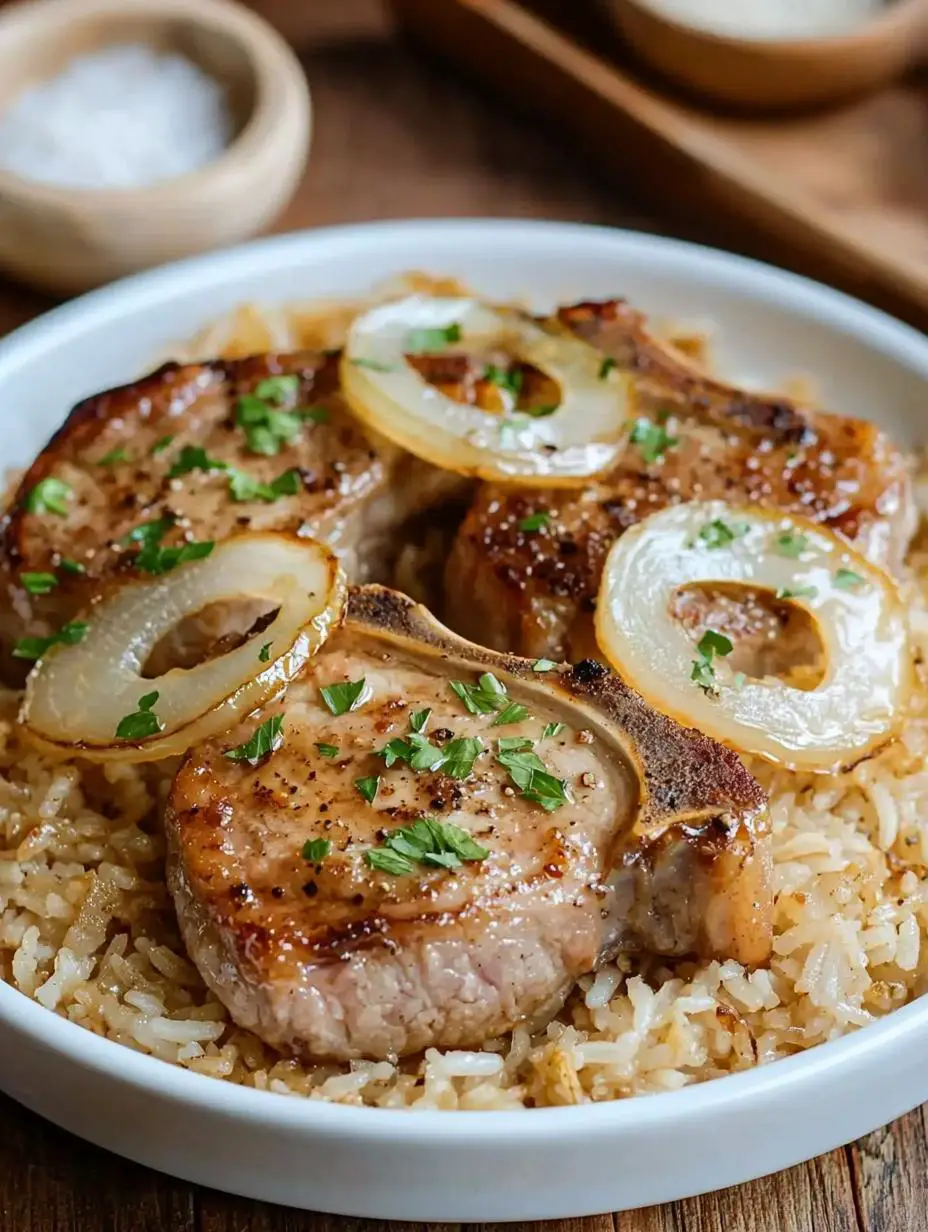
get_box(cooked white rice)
[2,296,927,1110]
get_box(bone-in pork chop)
[445,299,914,660]
[166,586,769,1062]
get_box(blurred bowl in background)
[606,0,928,111]
[0,0,311,295]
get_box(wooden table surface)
[0,3,924,1229]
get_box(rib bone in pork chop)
[166,586,770,1063]
[445,300,915,660]
[0,350,459,680]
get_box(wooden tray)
[390,0,928,332]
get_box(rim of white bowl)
[2,218,928,1139]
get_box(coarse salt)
[0,43,233,190]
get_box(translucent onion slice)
[595,501,913,772]
[341,294,633,485]
[20,533,347,762]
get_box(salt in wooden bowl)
[0,0,311,294]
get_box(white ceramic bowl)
[1,220,927,1220]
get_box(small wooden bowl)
[0,0,311,295]
[607,0,928,111]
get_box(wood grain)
[390,0,928,332]
[0,1,925,1230]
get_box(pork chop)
[0,351,459,680]
[444,299,915,660]
[166,586,769,1062]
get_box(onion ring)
[594,501,913,771]
[20,533,347,762]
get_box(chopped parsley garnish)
[258,642,272,663]
[355,775,380,804]
[496,742,569,812]
[835,568,865,590]
[115,691,163,741]
[407,323,461,353]
[599,357,617,380]
[532,658,556,673]
[484,364,523,396]
[25,477,72,517]
[151,435,174,456]
[377,733,483,780]
[302,838,331,863]
[491,701,530,727]
[776,531,809,559]
[13,620,88,661]
[255,374,300,404]
[410,708,431,733]
[235,392,302,456]
[320,678,369,716]
[315,742,339,758]
[20,571,58,595]
[121,515,214,575]
[522,403,560,418]
[351,357,396,373]
[224,714,284,766]
[776,584,817,600]
[542,722,565,740]
[301,406,330,424]
[628,418,678,464]
[691,629,734,695]
[699,518,749,550]
[59,558,85,575]
[519,511,551,533]
[98,446,129,466]
[365,817,489,876]
[228,467,301,503]
[167,445,228,479]
[449,671,508,715]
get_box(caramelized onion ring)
[20,533,347,762]
[595,501,913,772]
[341,295,633,485]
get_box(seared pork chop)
[445,299,915,660]
[0,351,458,680]
[167,586,769,1062]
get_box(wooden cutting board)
[390,0,928,333]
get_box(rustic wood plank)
[619,1150,860,1232]
[0,1099,194,1232]
[846,1108,928,1232]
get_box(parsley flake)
[25,477,72,517]
[228,467,300,503]
[351,358,396,373]
[258,642,272,662]
[532,658,557,673]
[224,715,284,766]
[13,620,88,661]
[699,518,749,550]
[320,678,369,716]
[302,838,331,863]
[235,392,302,456]
[59,558,85,575]
[776,584,818,600]
[491,701,530,727]
[542,722,565,740]
[522,403,560,418]
[519,511,551,533]
[776,531,809,559]
[315,742,339,758]
[151,435,174,456]
[115,691,163,741]
[410,708,431,733]
[354,775,380,804]
[449,671,508,715]
[496,743,569,812]
[628,418,678,464]
[167,445,228,480]
[20,571,58,595]
[98,446,129,467]
[255,375,300,404]
[599,357,617,380]
[121,516,214,575]
[365,817,489,876]
[690,629,734,695]
[835,568,865,590]
[407,323,462,354]
[484,364,523,396]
